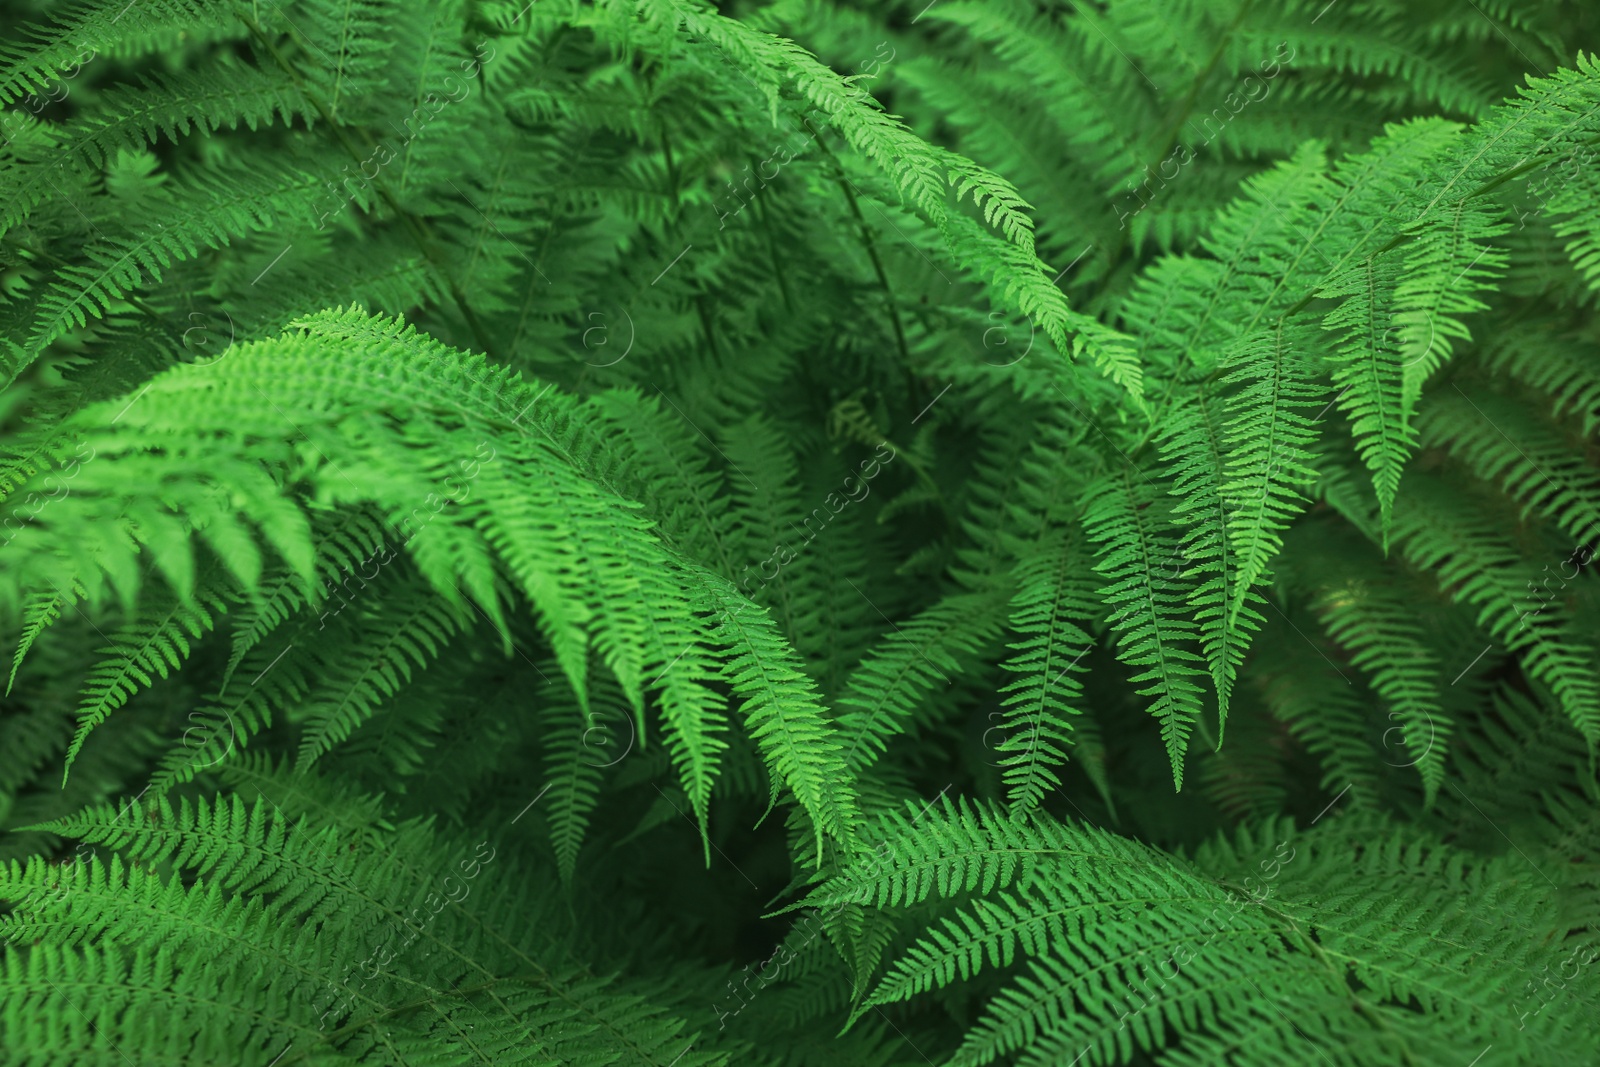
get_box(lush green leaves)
[2,1,1599,1064]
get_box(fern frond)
[295,573,466,767]
[67,586,225,780]
[1392,473,1600,743]
[1317,255,1416,537]
[836,588,1010,773]
[0,65,308,235]
[993,531,1097,814]
[0,0,235,106]
[692,565,858,861]
[1084,469,1206,787]
[1312,575,1449,802]
[12,159,329,383]
[7,587,70,694]
[540,673,610,885]
[812,800,1596,1067]
[1418,384,1600,550]
[1158,381,1264,733]
[1220,321,1329,622]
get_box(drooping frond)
[1157,381,1263,734]
[3,307,851,857]
[992,531,1097,813]
[1219,322,1330,623]
[1083,469,1206,787]
[691,565,857,860]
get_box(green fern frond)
[3,5,1600,1064]
[1418,385,1600,550]
[0,0,236,107]
[0,64,308,235]
[1311,575,1449,802]
[295,572,465,767]
[1158,381,1264,734]
[1084,469,1206,787]
[539,672,610,885]
[1392,473,1600,743]
[1317,255,1417,537]
[12,159,330,383]
[815,800,1597,1067]
[66,585,225,780]
[993,532,1097,814]
[7,587,70,694]
[693,565,857,861]
[836,588,1010,773]
[1481,324,1600,438]
[1220,321,1329,622]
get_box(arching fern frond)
[2,307,854,858]
[836,588,1011,774]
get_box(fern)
[1084,469,1207,787]
[66,585,225,779]
[992,530,1098,813]
[806,799,1597,1066]
[3,1,1600,1064]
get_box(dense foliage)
[2,0,1599,1063]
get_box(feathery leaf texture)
[2,2,1599,1064]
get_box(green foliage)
[2,0,1599,1063]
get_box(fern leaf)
[1084,469,1207,787]
[836,589,1010,772]
[993,532,1097,813]
[692,565,859,861]
[67,588,225,781]
[1220,321,1329,622]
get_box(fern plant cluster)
[2,0,1599,1063]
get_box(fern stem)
[659,116,682,212]
[1275,131,1600,325]
[752,191,796,313]
[809,122,920,406]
